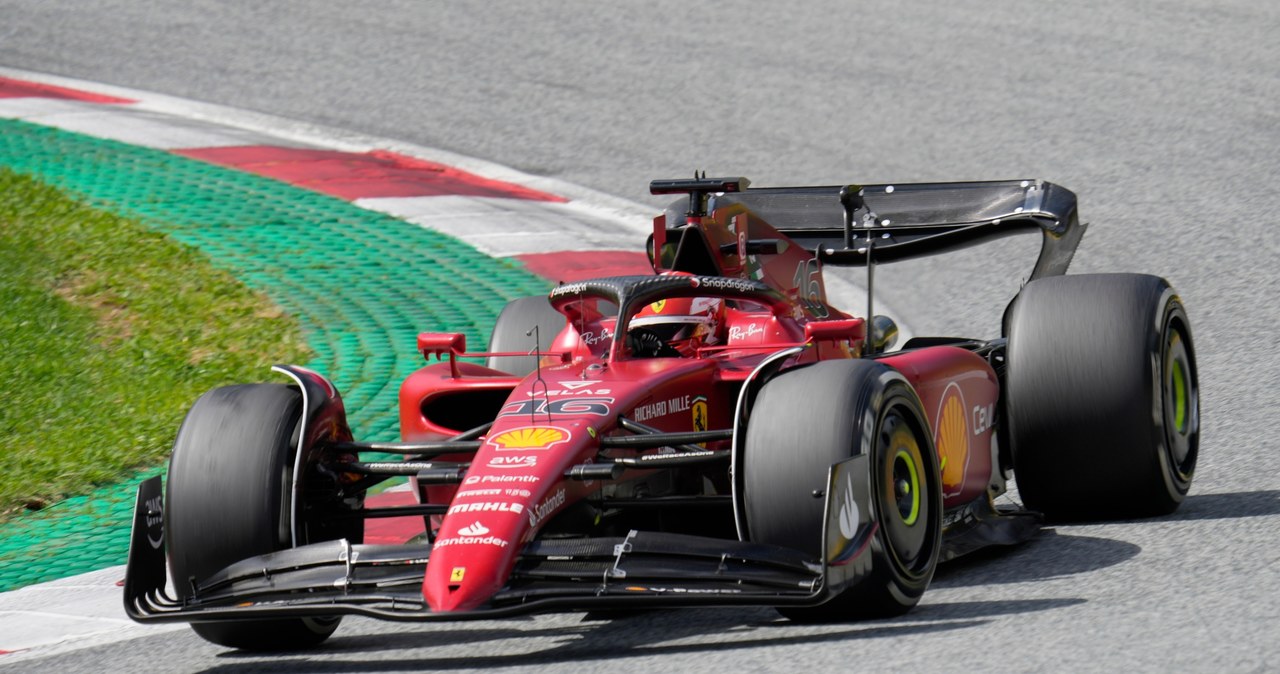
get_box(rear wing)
[663,178,1085,281]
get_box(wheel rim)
[1162,328,1198,477]
[1171,359,1188,432]
[893,448,922,526]
[879,410,929,570]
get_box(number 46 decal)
[792,259,830,318]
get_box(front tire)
[166,384,343,650]
[1004,273,1199,521]
[743,360,942,621]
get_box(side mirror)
[418,332,467,377]
[418,332,467,358]
[804,318,865,344]
[871,315,899,353]
[645,232,679,271]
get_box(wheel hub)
[1163,329,1198,473]
[880,412,929,567]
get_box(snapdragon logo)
[692,276,761,293]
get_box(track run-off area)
[1,1,1279,672]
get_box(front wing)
[124,456,875,623]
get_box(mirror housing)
[804,318,865,344]
[871,315,899,353]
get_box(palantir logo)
[459,521,489,536]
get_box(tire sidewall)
[742,360,886,554]
[165,384,342,649]
[166,384,302,595]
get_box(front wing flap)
[125,456,877,623]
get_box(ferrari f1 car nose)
[423,514,523,612]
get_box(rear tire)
[1004,273,1199,521]
[486,296,565,378]
[744,360,942,621]
[166,384,343,650]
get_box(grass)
[0,168,311,518]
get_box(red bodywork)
[397,200,1000,612]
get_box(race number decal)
[792,259,829,317]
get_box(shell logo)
[489,426,571,451]
[934,383,970,497]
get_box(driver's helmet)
[630,296,726,357]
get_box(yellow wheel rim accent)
[1172,358,1188,433]
[895,446,921,526]
[1168,332,1190,435]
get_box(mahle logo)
[489,426,570,451]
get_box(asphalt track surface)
[2,1,1279,672]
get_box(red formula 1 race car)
[124,177,1199,650]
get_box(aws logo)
[934,383,971,497]
[489,426,571,451]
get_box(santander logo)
[458,521,489,536]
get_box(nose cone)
[422,397,600,612]
[423,507,527,612]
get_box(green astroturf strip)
[0,119,550,590]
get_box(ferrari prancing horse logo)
[691,396,708,432]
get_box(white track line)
[0,566,184,663]
[0,66,655,226]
